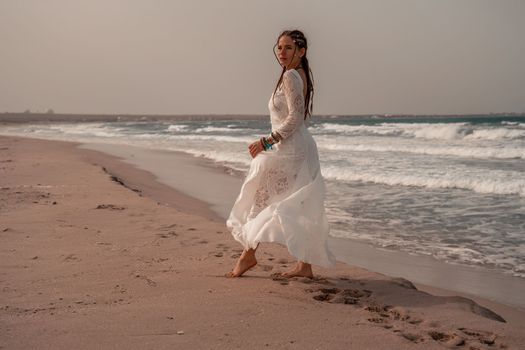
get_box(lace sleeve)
[275,70,305,140]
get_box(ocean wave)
[193,126,249,133]
[194,126,233,133]
[312,123,404,136]
[317,141,525,159]
[167,124,188,132]
[330,228,525,278]
[502,121,525,127]
[167,124,255,134]
[173,148,251,171]
[464,128,525,140]
[173,134,255,143]
[321,166,525,197]
[313,122,525,141]
[29,123,125,138]
[410,123,472,140]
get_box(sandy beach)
[1,135,524,349]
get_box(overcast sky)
[1,0,524,115]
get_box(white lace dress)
[226,69,336,268]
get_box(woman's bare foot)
[225,249,257,278]
[280,261,313,278]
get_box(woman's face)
[275,35,305,69]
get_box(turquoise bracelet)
[261,137,272,151]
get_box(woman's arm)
[249,70,305,158]
[273,70,305,140]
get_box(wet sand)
[1,135,524,349]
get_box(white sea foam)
[410,123,471,140]
[321,166,525,197]
[330,227,525,278]
[177,148,251,170]
[312,123,402,136]
[173,134,255,143]
[167,124,188,132]
[502,121,525,127]
[16,123,124,138]
[313,122,525,141]
[317,139,525,159]
[193,126,251,133]
[464,128,525,140]
[134,134,159,139]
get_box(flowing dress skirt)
[226,124,336,268]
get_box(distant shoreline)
[1,112,524,124]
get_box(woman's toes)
[225,257,257,278]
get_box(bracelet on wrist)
[260,137,272,151]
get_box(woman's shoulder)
[284,68,305,86]
[284,68,301,78]
[284,68,306,83]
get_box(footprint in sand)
[62,254,81,262]
[458,327,498,346]
[308,286,372,305]
[216,244,230,251]
[159,224,178,230]
[362,302,503,348]
[134,273,157,287]
[95,204,126,210]
[428,331,465,347]
[365,305,426,334]
[368,305,426,329]
[368,317,389,324]
[230,249,243,259]
[257,264,273,272]
[386,306,414,322]
[157,231,178,239]
[400,332,425,344]
[270,273,290,285]
[311,293,331,302]
[311,276,332,285]
[292,276,332,285]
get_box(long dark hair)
[272,29,314,120]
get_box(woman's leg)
[225,245,259,278]
[280,261,313,278]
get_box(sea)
[2,115,524,279]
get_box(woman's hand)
[248,140,264,158]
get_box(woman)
[226,29,335,278]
